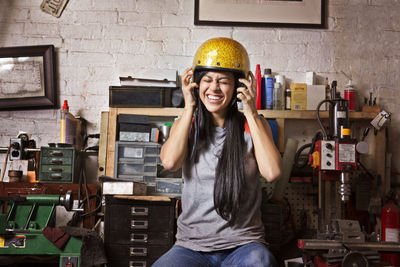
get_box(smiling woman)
[154,37,282,267]
[198,71,235,125]
[0,45,56,110]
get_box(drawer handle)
[131,233,148,243]
[130,247,147,256]
[131,220,148,229]
[131,207,148,216]
[50,159,64,164]
[129,261,146,267]
[49,168,63,172]
[50,151,64,156]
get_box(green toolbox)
[39,146,79,183]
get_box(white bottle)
[275,75,286,91]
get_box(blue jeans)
[152,242,278,267]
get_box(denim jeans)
[152,242,278,267]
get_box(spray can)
[344,80,356,111]
[263,68,274,110]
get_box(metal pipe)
[1,147,91,154]
[300,239,400,252]
[0,147,41,153]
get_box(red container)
[344,87,356,111]
[255,64,262,110]
[381,200,400,266]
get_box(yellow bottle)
[60,100,85,149]
[60,100,68,144]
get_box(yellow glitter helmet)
[193,37,250,79]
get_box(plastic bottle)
[255,64,262,110]
[60,100,85,149]
[60,100,69,144]
[263,68,274,110]
[273,82,284,110]
[275,75,286,92]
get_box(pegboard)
[263,181,319,232]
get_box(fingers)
[237,86,251,104]
[181,67,198,91]
[181,67,194,86]
[180,67,198,108]
[238,78,253,99]
[237,74,257,113]
[247,71,257,96]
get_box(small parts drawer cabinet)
[39,146,78,183]
[104,196,176,267]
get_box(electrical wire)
[362,127,371,141]
[294,131,323,168]
[76,194,102,217]
[316,99,334,140]
[67,152,102,227]
[294,143,312,168]
[82,163,93,226]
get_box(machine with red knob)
[298,81,400,266]
[310,81,358,232]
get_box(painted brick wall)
[0,0,399,179]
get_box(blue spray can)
[263,68,274,109]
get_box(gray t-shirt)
[175,126,265,251]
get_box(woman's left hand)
[237,71,258,117]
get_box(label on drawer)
[123,147,143,158]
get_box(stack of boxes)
[113,114,182,196]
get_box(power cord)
[67,153,102,227]
[294,131,323,168]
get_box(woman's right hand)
[181,67,198,109]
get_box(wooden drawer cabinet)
[104,196,176,267]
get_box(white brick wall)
[0,0,399,179]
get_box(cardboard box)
[290,83,307,110]
[307,85,326,110]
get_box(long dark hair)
[190,70,246,223]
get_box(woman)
[153,37,282,267]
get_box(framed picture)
[194,0,325,28]
[0,45,56,110]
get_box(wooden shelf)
[111,108,379,120]
[100,107,386,194]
